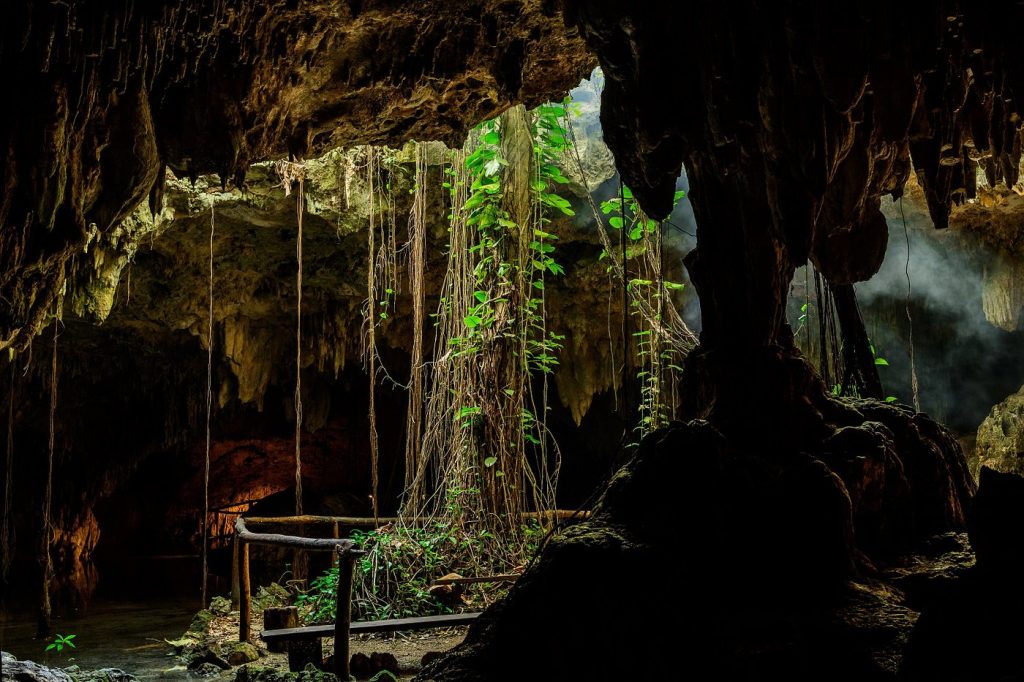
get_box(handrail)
[234,517,357,551]
[231,508,586,677]
[245,515,397,527]
[243,509,588,527]
[232,517,361,679]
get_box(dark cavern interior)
[4,2,1024,680]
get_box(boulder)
[1,654,73,682]
[185,645,231,672]
[0,655,138,682]
[224,643,260,667]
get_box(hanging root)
[277,159,308,580]
[364,147,381,521]
[2,361,15,580]
[39,300,60,637]
[403,143,428,510]
[201,202,215,607]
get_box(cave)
[3,2,1024,681]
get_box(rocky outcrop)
[974,385,1024,478]
[0,653,137,682]
[1,653,74,682]
[421,414,973,681]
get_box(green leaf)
[483,457,497,467]
[874,358,889,367]
[885,396,898,403]
[464,314,482,328]
[481,130,500,146]
[609,216,624,229]
[474,290,488,304]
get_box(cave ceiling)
[0,0,594,350]
[6,1,1024,357]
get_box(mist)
[822,196,1024,433]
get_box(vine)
[1,359,14,581]
[403,103,573,556]
[599,186,688,440]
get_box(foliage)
[600,186,687,439]
[298,490,545,623]
[46,633,76,654]
[408,101,577,530]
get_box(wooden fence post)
[238,541,251,642]
[231,535,240,608]
[334,547,355,680]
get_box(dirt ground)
[197,595,467,680]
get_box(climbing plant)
[403,102,573,559]
[600,186,689,440]
[563,113,697,441]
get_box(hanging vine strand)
[1,360,14,580]
[403,143,428,508]
[276,158,309,582]
[900,197,922,412]
[365,147,381,521]
[39,300,59,636]
[201,202,215,607]
[564,115,698,357]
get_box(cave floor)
[200,601,467,681]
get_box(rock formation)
[975,385,1024,477]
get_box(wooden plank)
[235,518,357,552]
[433,574,519,585]
[261,612,482,642]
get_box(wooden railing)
[233,517,361,679]
[231,509,587,677]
